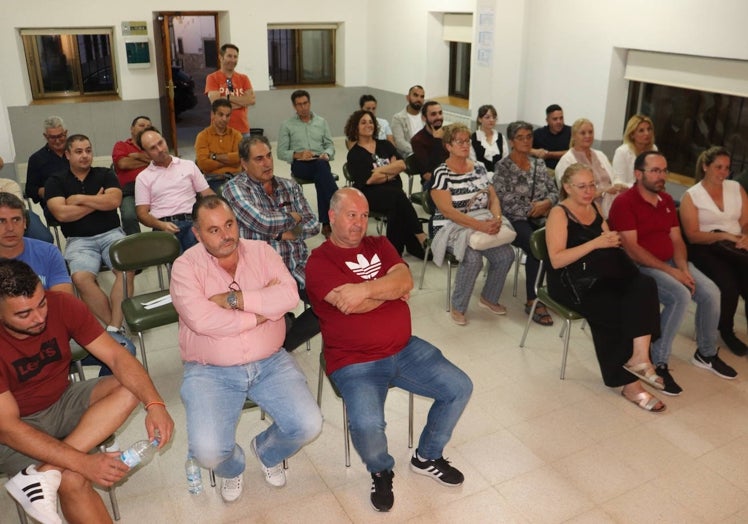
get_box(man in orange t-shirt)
[205,44,255,135]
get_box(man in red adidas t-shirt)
[0,260,173,524]
[306,188,472,513]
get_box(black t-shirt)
[44,167,122,238]
[532,125,571,169]
[346,140,403,190]
[25,145,69,206]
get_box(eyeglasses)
[451,139,471,146]
[45,131,67,140]
[570,183,598,191]
[643,168,669,176]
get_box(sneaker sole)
[369,498,393,512]
[659,388,682,397]
[5,481,62,524]
[691,357,738,380]
[409,462,463,487]
[250,438,286,487]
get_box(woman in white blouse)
[555,118,625,217]
[469,105,509,173]
[679,146,748,356]
[611,114,657,187]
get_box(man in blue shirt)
[277,90,338,237]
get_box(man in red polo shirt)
[608,151,737,396]
[112,116,152,235]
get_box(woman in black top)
[545,163,665,412]
[345,110,426,258]
[469,105,508,172]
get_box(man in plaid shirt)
[222,135,320,349]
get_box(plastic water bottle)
[120,439,159,468]
[185,458,203,494]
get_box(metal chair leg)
[560,318,572,380]
[408,392,414,449]
[136,331,149,372]
[512,247,521,297]
[418,244,431,290]
[209,468,216,488]
[342,402,351,467]
[446,260,452,311]
[519,299,539,348]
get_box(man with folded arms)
[171,195,321,503]
[195,99,243,193]
[135,127,214,252]
[0,259,173,524]
[306,188,472,512]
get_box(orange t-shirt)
[205,70,252,134]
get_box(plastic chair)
[341,163,386,234]
[108,231,181,372]
[519,228,585,379]
[404,154,420,197]
[317,351,413,467]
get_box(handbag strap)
[462,188,489,214]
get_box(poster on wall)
[477,8,494,67]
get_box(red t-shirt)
[608,185,679,262]
[205,70,252,134]
[0,292,104,416]
[112,138,147,187]
[306,236,412,375]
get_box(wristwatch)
[227,291,238,310]
[211,153,217,161]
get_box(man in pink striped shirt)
[170,195,321,503]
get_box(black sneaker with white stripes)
[409,449,464,486]
[370,470,394,512]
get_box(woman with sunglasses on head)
[345,110,427,259]
[612,114,658,188]
[546,163,665,412]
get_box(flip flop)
[525,302,553,326]
[621,390,666,413]
[623,362,665,390]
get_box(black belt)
[159,213,192,222]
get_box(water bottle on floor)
[120,438,159,468]
[185,458,203,494]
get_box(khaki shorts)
[0,379,100,476]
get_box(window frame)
[21,27,118,100]
[267,24,337,87]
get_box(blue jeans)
[119,195,140,236]
[24,210,54,243]
[330,337,472,473]
[180,350,322,478]
[171,219,197,253]
[640,261,720,365]
[291,159,338,224]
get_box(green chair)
[404,154,420,198]
[519,228,585,379]
[341,163,386,234]
[108,231,181,372]
[317,351,413,467]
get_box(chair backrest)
[528,227,548,261]
[109,231,181,272]
[404,154,420,176]
[342,163,353,184]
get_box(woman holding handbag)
[494,121,559,326]
[546,163,665,412]
[679,146,748,356]
[431,124,515,326]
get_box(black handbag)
[560,247,638,304]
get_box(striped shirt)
[431,161,493,235]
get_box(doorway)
[154,12,219,156]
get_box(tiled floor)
[5,139,748,523]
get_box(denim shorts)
[65,227,125,274]
[0,379,100,475]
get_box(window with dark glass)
[449,42,471,99]
[626,82,748,179]
[268,26,336,86]
[22,28,117,100]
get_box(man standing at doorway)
[205,44,256,136]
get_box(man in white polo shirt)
[135,127,215,251]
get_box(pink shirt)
[170,239,300,366]
[134,157,209,218]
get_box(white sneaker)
[5,465,62,524]
[220,474,243,503]
[251,437,286,487]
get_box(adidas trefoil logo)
[345,254,381,280]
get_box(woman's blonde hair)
[569,118,593,148]
[558,162,593,199]
[694,146,730,183]
[622,114,655,152]
[442,123,471,145]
